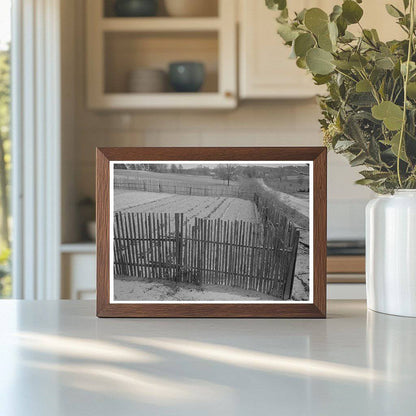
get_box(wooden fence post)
[283,228,300,300]
[174,213,184,282]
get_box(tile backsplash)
[72,101,373,241]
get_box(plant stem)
[397,0,415,188]
[358,69,380,104]
[334,68,357,83]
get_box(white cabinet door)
[62,253,96,300]
[239,0,321,99]
[238,0,403,99]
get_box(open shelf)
[104,31,219,94]
[90,92,235,109]
[103,0,219,18]
[101,17,221,32]
[86,0,236,109]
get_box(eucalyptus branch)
[390,79,398,101]
[358,69,381,104]
[267,0,416,192]
[334,68,358,83]
[397,0,415,188]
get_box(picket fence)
[113,212,299,300]
[114,177,254,199]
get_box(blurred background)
[2,0,403,300]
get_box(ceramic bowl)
[114,0,158,17]
[168,62,205,93]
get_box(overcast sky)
[131,162,309,170]
[171,163,308,169]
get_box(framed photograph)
[96,147,327,318]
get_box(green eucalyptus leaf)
[371,29,380,42]
[336,15,348,36]
[369,137,381,162]
[350,53,368,69]
[375,56,396,70]
[360,170,391,180]
[318,31,334,52]
[382,132,409,162]
[313,74,332,85]
[356,178,377,185]
[306,48,335,75]
[334,139,355,151]
[362,29,375,44]
[277,23,299,42]
[333,59,353,70]
[296,57,307,69]
[403,0,410,9]
[385,4,404,18]
[304,8,329,35]
[266,0,287,11]
[407,82,416,99]
[363,29,380,43]
[348,92,377,107]
[339,31,356,43]
[393,61,402,78]
[295,8,307,22]
[401,61,416,76]
[294,33,315,57]
[328,21,338,44]
[276,13,288,24]
[342,0,364,24]
[372,101,403,130]
[399,14,411,29]
[350,152,368,167]
[330,5,343,22]
[356,79,372,93]
[370,67,386,84]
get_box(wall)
[61,0,374,243]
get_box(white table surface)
[0,300,415,416]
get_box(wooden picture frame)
[96,147,327,318]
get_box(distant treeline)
[114,163,309,186]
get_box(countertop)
[0,300,415,415]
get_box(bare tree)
[216,164,236,186]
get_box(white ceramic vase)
[366,190,416,317]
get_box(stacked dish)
[127,68,167,93]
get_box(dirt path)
[258,179,309,217]
[114,278,279,302]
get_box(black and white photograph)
[110,161,312,303]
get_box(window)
[0,0,11,298]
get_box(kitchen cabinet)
[86,0,237,109]
[61,244,96,300]
[239,0,322,99]
[238,0,404,99]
